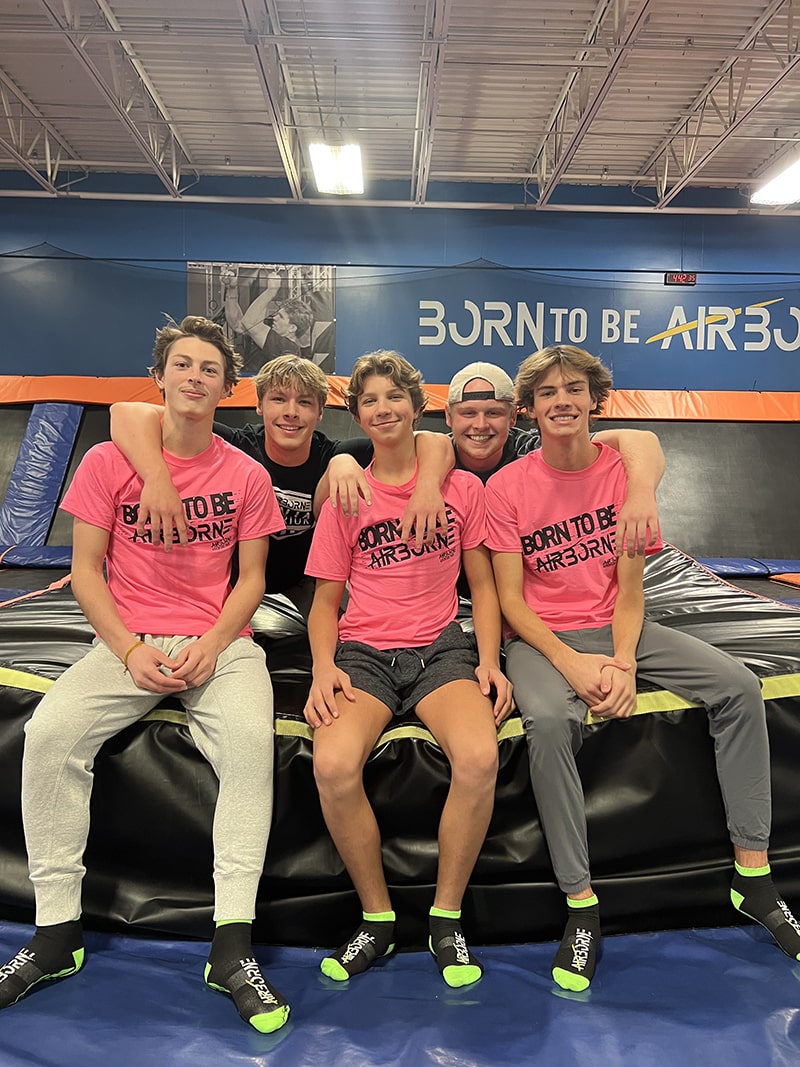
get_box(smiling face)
[154,336,229,423]
[257,378,324,464]
[445,378,516,473]
[354,373,419,446]
[530,365,595,443]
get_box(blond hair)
[253,355,328,409]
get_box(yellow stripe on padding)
[0,668,53,695]
[2,667,798,750]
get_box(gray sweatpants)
[22,635,274,926]
[506,620,771,894]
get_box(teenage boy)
[110,356,453,618]
[0,316,290,1034]
[304,350,514,989]
[486,343,800,992]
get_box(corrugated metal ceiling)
[0,0,798,212]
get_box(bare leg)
[415,680,499,910]
[313,690,397,980]
[415,680,498,987]
[312,689,393,912]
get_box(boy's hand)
[615,490,660,557]
[559,649,631,707]
[304,665,356,727]
[327,454,371,517]
[589,665,638,719]
[137,471,188,550]
[400,483,448,547]
[126,642,187,694]
[475,664,515,724]
[170,637,221,689]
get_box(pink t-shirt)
[61,436,283,636]
[307,465,486,649]
[485,444,663,633]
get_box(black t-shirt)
[214,423,336,593]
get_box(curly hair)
[149,315,243,390]
[345,350,427,420]
[515,345,612,417]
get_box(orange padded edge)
[0,376,799,421]
[774,574,800,589]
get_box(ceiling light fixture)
[309,142,364,195]
[750,157,800,206]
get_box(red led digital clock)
[664,271,697,286]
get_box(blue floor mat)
[1,921,799,1066]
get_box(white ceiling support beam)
[35,0,182,196]
[531,0,655,207]
[634,0,788,195]
[526,0,615,193]
[411,0,452,205]
[656,53,800,207]
[3,186,800,216]
[0,68,81,192]
[91,0,197,180]
[238,0,303,200]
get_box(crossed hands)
[124,637,220,693]
[561,650,638,719]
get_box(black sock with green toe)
[0,919,84,1009]
[428,908,483,988]
[205,921,290,1034]
[552,896,600,992]
[320,911,396,981]
[731,862,800,961]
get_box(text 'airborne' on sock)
[731,864,800,961]
[428,908,483,989]
[0,919,84,1010]
[320,912,396,981]
[205,920,290,1034]
[552,896,600,992]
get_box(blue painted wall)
[1,193,799,386]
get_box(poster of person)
[187,262,336,374]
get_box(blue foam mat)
[1,921,799,1066]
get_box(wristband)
[122,639,145,672]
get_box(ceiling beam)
[533,0,656,207]
[411,0,452,205]
[634,0,788,195]
[237,0,303,200]
[656,54,800,207]
[35,0,183,196]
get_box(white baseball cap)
[447,362,515,405]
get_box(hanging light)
[751,156,800,206]
[309,143,364,195]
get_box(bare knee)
[313,742,367,800]
[448,738,499,792]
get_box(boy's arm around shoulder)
[109,401,188,549]
[591,428,664,557]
